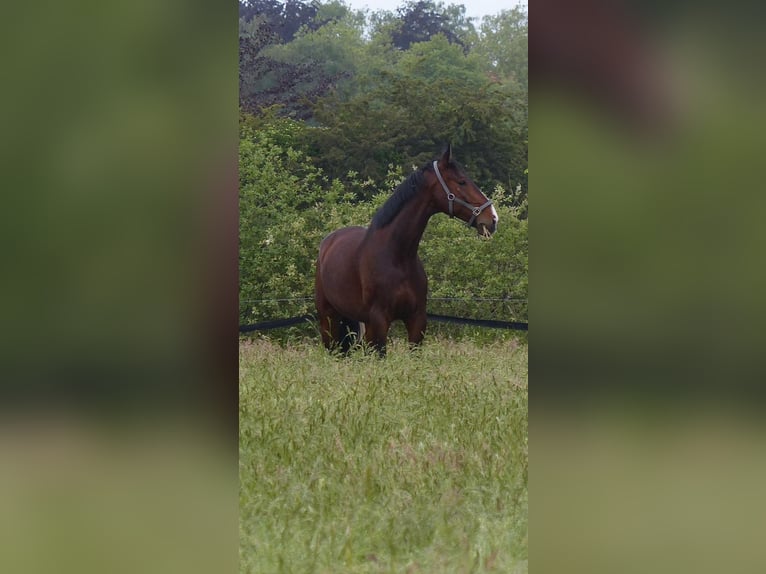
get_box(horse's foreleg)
[405,312,427,349]
[364,309,389,357]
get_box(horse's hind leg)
[318,310,339,350]
[338,317,361,354]
[316,294,353,353]
[319,311,360,354]
[315,268,340,350]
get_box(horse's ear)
[439,143,453,167]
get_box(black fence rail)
[239,297,528,332]
[425,297,527,324]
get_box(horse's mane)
[370,166,428,229]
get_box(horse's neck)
[379,195,433,261]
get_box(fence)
[239,297,528,332]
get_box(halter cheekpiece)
[432,160,493,227]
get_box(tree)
[238,1,362,120]
[239,0,322,43]
[389,1,473,51]
[310,34,527,197]
[475,8,528,92]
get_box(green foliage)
[240,337,528,573]
[388,0,473,51]
[238,2,355,120]
[240,113,337,318]
[474,7,528,92]
[310,32,527,192]
[420,185,528,313]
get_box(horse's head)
[431,145,498,237]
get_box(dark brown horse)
[315,145,498,355]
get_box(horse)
[314,145,498,355]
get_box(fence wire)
[239,296,527,332]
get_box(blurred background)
[533,0,766,572]
[0,2,238,573]
[3,0,766,572]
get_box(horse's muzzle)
[477,220,497,237]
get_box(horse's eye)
[458,180,466,186]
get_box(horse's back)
[318,226,367,260]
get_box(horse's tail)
[338,317,361,353]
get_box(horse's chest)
[394,290,423,318]
[363,268,424,317]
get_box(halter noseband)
[433,160,493,227]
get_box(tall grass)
[239,337,528,573]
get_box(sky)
[346,0,527,24]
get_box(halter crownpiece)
[432,160,494,227]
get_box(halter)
[433,160,494,227]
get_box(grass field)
[239,336,528,573]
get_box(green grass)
[239,336,528,573]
